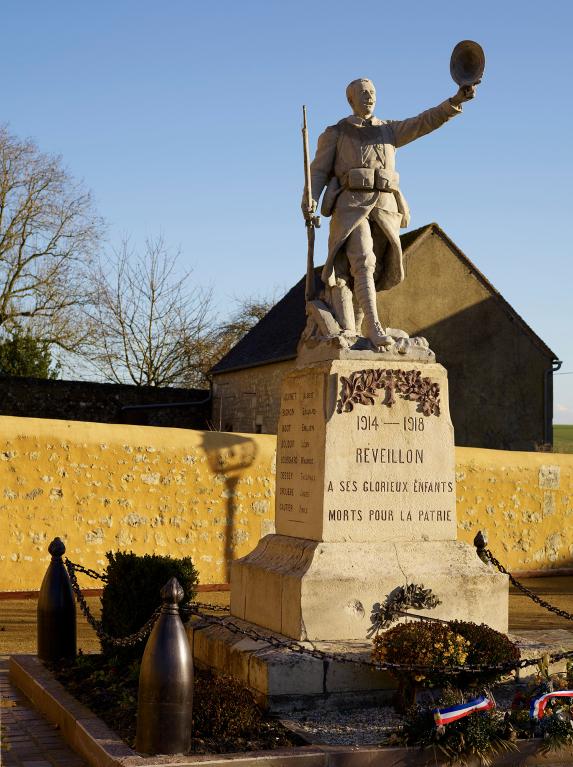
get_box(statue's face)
[351,81,376,119]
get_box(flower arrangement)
[372,621,470,707]
[449,620,521,687]
[391,686,517,767]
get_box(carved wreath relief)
[336,368,440,417]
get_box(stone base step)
[187,614,395,713]
[188,616,573,714]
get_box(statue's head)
[346,78,376,119]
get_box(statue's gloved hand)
[450,83,478,106]
[301,196,318,222]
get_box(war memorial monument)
[193,42,509,708]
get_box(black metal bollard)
[135,577,193,755]
[37,537,77,662]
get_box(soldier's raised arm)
[389,84,476,149]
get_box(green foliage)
[0,331,59,378]
[51,654,298,753]
[450,621,520,687]
[393,687,517,767]
[100,551,199,658]
[538,713,573,755]
[553,425,573,455]
[50,652,139,741]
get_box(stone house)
[211,223,559,450]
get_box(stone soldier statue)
[302,79,476,351]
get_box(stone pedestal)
[231,537,508,640]
[231,358,508,640]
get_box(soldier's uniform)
[308,98,461,341]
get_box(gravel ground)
[286,704,403,745]
[285,679,526,746]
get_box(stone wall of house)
[0,376,210,429]
[211,360,293,434]
[1,415,571,591]
[377,229,553,451]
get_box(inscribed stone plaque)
[274,360,456,542]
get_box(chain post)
[136,578,193,756]
[37,538,77,662]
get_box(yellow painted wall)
[456,446,573,571]
[0,417,276,591]
[1,417,572,591]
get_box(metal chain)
[63,557,573,673]
[65,559,108,583]
[186,604,573,675]
[476,546,573,623]
[65,560,159,647]
[188,600,231,613]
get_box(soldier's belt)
[344,167,400,193]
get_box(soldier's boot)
[353,269,393,349]
[330,281,357,335]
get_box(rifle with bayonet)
[302,105,320,302]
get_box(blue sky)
[2,1,572,422]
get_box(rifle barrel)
[302,106,312,213]
[302,105,315,302]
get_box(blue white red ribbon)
[529,691,573,720]
[434,695,495,726]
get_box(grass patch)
[50,653,300,754]
[554,425,573,454]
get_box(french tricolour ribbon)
[434,695,495,726]
[530,690,573,720]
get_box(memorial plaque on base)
[275,360,456,542]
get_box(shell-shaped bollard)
[37,537,77,662]
[135,577,193,755]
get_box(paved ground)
[0,580,571,764]
[0,656,86,767]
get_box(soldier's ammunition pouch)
[345,167,375,190]
[344,167,400,193]
[375,168,400,192]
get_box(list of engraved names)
[276,373,325,530]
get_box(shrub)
[99,551,199,657]
[51,654,298,753]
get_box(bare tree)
[84,237,213,387]
[190,295,275,383]
[212,296,273,360]
[0,124,102,350]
